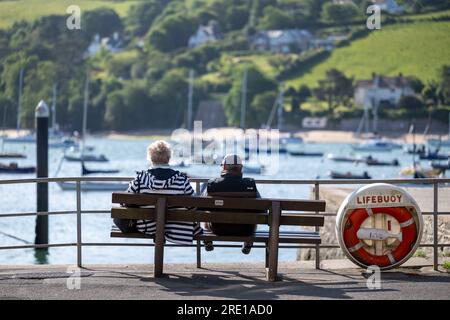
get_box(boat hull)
[57,181,128,191]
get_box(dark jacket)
[204,173,260,236]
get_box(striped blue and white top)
[127,167,202,244]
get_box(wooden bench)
[111,192,326,281]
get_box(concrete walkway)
[1,259,449,300]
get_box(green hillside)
[0,0,141,29]
[285,21,450,89]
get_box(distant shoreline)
[2,128,446,144]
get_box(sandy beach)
[103,129,436,144]
[3,128,445,144]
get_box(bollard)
[35,100,49,245]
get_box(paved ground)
[0,259,449,300]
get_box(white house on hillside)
[250,29,313,54]
[370,0,405,14]
[188,20,222,48]
[87,32,123,56]
[354,73,415,109]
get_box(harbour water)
[0,137,447,265]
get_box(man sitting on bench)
[202,154,260,254]
[113,140,202,244]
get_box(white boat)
[427,138,450,147]
[4,133,35,143]
[49,137,79,149]
[351,140,394,152]
[57,181,128,191]
[327,153,366,163]
[243,164,264,174]
[64,152,108,162]
[284,137,304,154]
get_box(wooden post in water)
[35,100,49,245]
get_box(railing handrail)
[0,176,448,270]
[0,176,449,185]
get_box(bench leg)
[265,243,269,268]
[266,201,281,282]
[196,240,202,268]
[154,198,167,278]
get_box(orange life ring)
[343,207,417,268]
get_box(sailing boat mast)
[240,68,248,130]
[277,84,284,131]
[187,69,194,131]
[81,75,89,157]
[16,67,24,136]
[51,83,57,132]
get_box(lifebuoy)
[343,207,418,268]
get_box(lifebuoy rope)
[342,207,418,268]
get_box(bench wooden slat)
[112,192,326,212]
[110,229,321,244]
[111,207,324,226]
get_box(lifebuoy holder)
[336,183,423,270]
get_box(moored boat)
[329,171,371,179]
[57,181,128,191]
[365,156,399,166]
[430,160,450,172]
[418,152,449,161]
[0,162,35,174]
[327,153,366,163]
[0,152,26,159]
[82,163,119,175]
[288,151,323,157]
[351,140,394,152]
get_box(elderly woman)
[113,140,202,244]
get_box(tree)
[226,5,250,31]
[105,90,127,130]
[321,2,361,24]
[439,65,450,104]
[298,84,312,102]
[398,95,426,118]
[250,91,278,127]
[83,8,123,39]
[301,0,328,20]
[408,76,424,94]
[126,0,167,36]
[224,65,277,127]
[147,13,197,52]
[258,6,294,30]
[0,93,15,128]
[422,81,441,106]
[314,69,353,114]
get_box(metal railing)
[0,176,449,270]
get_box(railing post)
[433,182,439,271]
[35,101,49,246]
[314,181,320,270]
[76,181,82,267]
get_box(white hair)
[147,140,171,165]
